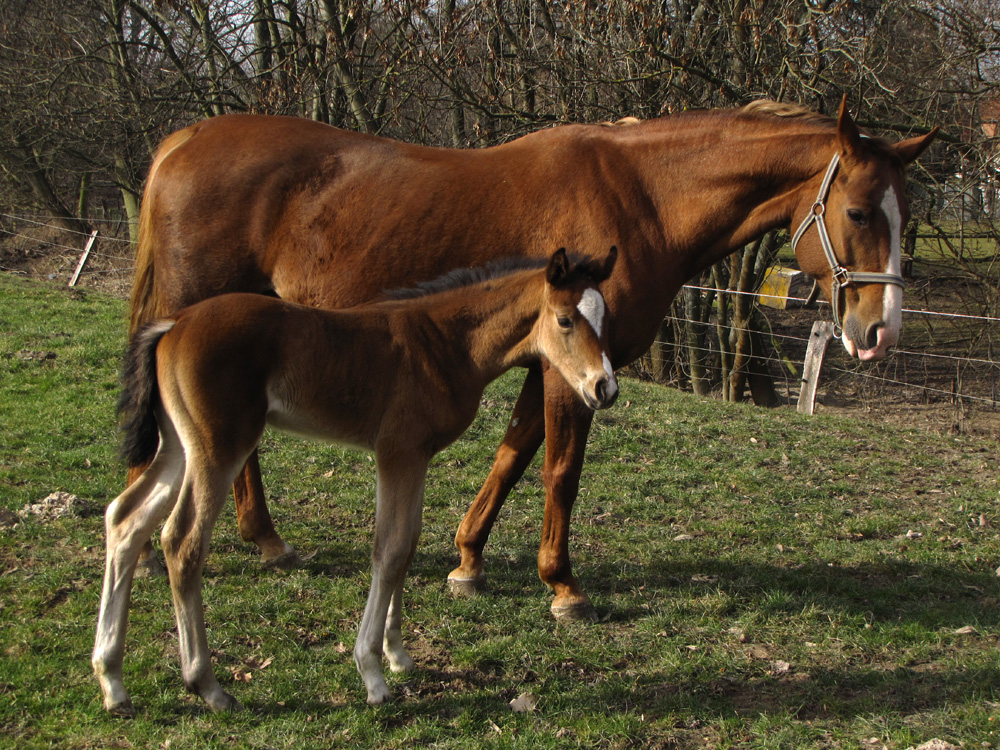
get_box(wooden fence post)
[69,229,98,287]
[797,321,836,415]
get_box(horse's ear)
[836,94,864,159]
[893,127,939,164]
[596,245,618,283]
[547,247,570,284]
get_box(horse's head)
[791,98,938,361]
[540,246,619,410]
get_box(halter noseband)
[790,151,906,333]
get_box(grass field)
[2,272,999,749]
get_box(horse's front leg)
[538,371,598,621]
[354,452,427,704]
[448,366,545,595]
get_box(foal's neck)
[412,272,544,383]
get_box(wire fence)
[3,212,999,414]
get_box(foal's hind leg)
[133,449,298,574]
[161,460,243,713]
[128,463,168,579]
[354,452,428,704]
[93,436,184,716]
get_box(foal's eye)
[557,315,573,330]
[847,208,869,227]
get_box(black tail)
[117,321,175,468]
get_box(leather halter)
[790,151,905,333]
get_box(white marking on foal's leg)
[384,578,415,673]
[93,440,184,715]
[576,288,606,338]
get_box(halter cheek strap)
[790,151,906,332]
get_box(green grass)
[2,273,999,749]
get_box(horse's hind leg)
[161,460,242,713]
[449,366,545,595]
[93,436,184,716]
[233,449,299,569]
[354,453,427,704]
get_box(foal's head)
[539,246,619,410]
[789,98,937,361]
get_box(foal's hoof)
[551,600,599,622]
[134,553,167,579]
[205,691,244,713]
[260,545,301,571]
[106,698,136,718]
[447,571,488,598]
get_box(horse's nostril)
[865,322,883,351]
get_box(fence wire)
[4,213,998,408]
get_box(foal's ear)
[836,94,864,159]
[595,245,618,283]
[893,127,939,164]
[547,247,570,284]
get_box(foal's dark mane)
[382,258,546,300]
[381,253,607,301]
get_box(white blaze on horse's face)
[842,183,904,361]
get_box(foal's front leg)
[354,453,427,704]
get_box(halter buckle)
[832,266,850,287]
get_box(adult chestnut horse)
[128,98,937,620]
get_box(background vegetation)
[1,1,998,400]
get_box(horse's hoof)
[106,698,136,718]
[133,554,167,579]
[447,571,488,597]
[260,546,301,571]
[551,601,598,622]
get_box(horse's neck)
[627,122,837,272]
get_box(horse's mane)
[739,100,838,128]
[737,99,902,161]
[382,258,548,300]
[600,116,643,127]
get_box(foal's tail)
[118,321,175,468]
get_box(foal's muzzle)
[588,374,619,410]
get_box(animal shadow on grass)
[585,554,1000,720]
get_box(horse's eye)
[557,315,573,329]
[847,208,868,227]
